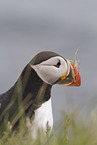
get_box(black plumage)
[0,51,58,130]
[0,51,81,133]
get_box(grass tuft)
[0,111,97,145]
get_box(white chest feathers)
[31,98,53,139]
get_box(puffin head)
[29,51,81,87]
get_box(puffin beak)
[58,61,81,86]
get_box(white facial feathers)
[30,56,68,84]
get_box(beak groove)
[69,62,81,86]
[58,61,81,87]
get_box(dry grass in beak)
[73,47,80,67]
[71,47,80,83]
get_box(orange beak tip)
[69,63,81,87]
[58,60,81,87]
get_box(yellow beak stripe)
[60,73,67,80]
[60,60,70,80]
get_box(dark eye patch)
[54,60,61,68]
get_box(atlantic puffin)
[0,51,81,137]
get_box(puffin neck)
[20,65,52,104]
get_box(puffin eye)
[55,60,61,68]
